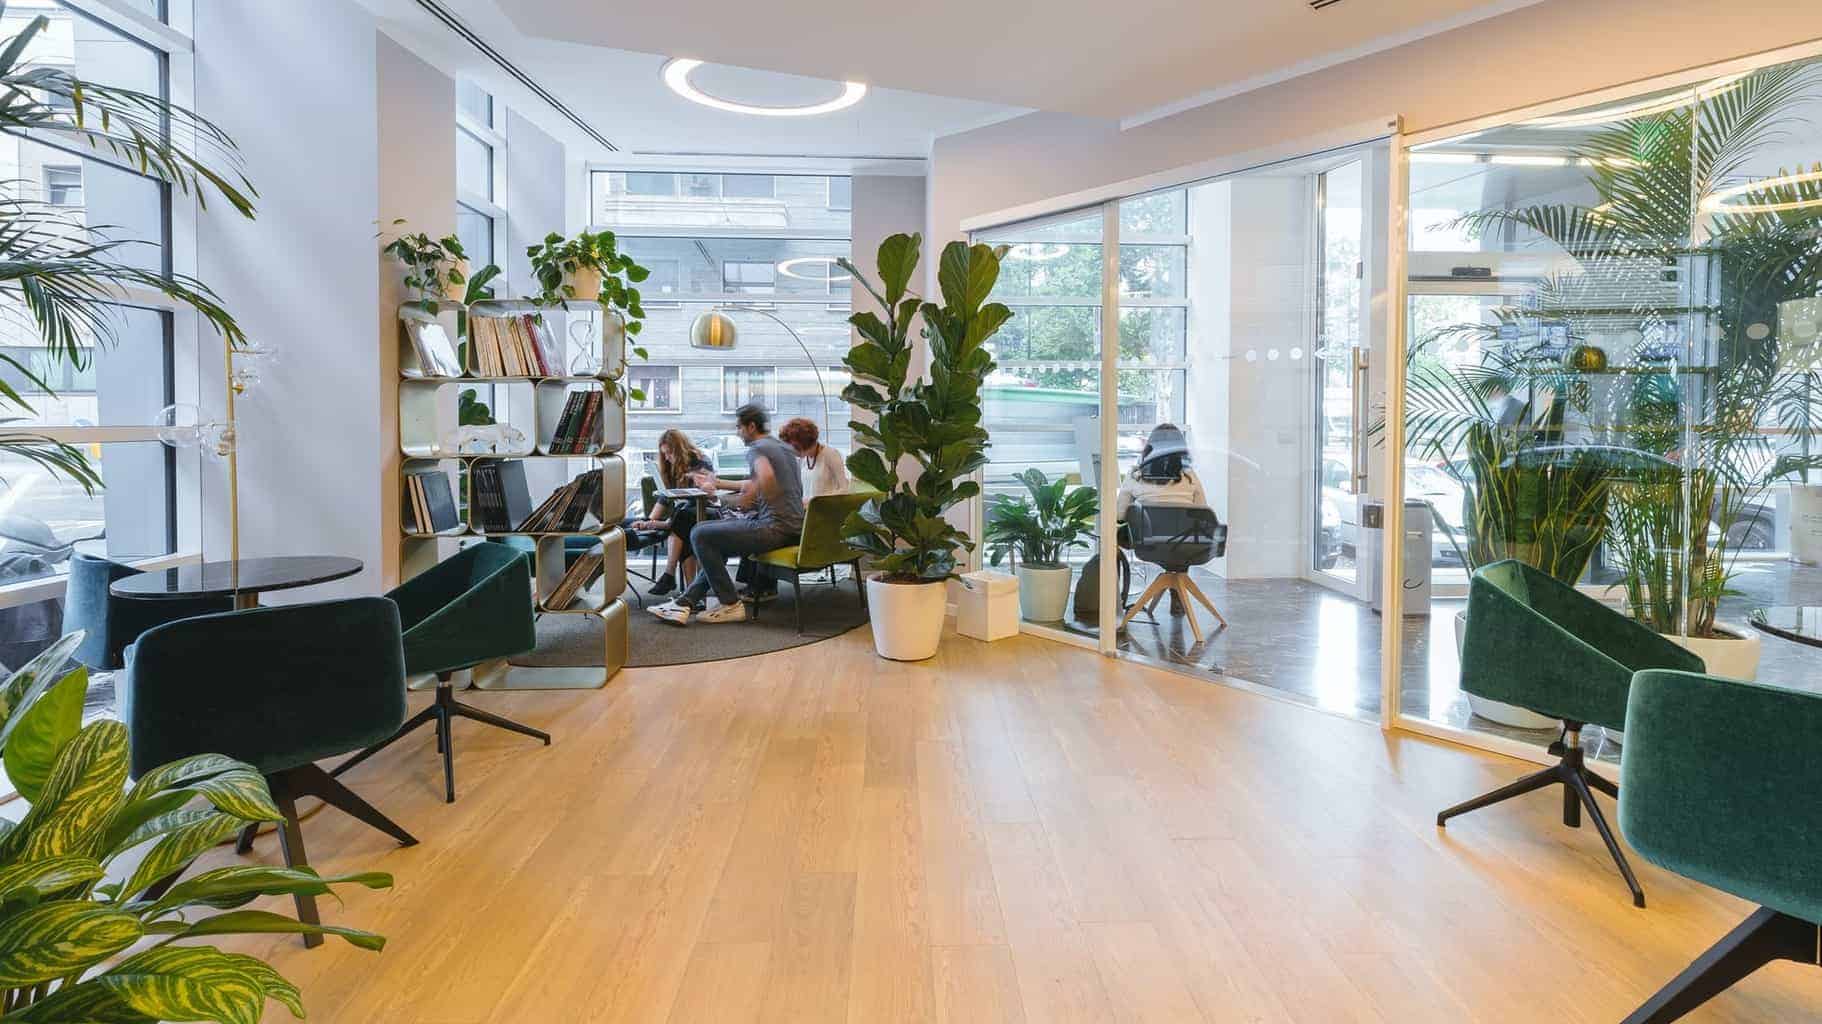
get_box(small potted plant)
[839,232,1011,661]
[985,469,1098,622]
[527,229,651,381]
[382,222,467,307]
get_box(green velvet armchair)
[123,597,416,946]
[1617,670,1822,1022]
[334,542,548,803]
[754,489,878,633]
[1437,559,1704,907]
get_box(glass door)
[1313,161,1365,584]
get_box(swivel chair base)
[332,672,550,804]
[1623,907,1820,1023]
[1436,723,1645,908]
[1119,570,1227,643]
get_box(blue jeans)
[680,516,797,605]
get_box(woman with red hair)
[779,417,849,498]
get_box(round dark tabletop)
[110,556,363,601]
[1748,606,1822,649]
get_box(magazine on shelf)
[407,319,463,377]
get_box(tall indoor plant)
[838,232,1009,660]
[984,468,1098,622]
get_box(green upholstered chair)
[334,541,547,803]
[65,552,231,672]
[122,597,416,947]
[1617,670,1822,1022]
[1437,559,1704,907]
[753,490,878,633]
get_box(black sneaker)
[648,572,676,597]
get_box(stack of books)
[470,313,558,377]
[403,469,460,534]
[547,389,604,454]
[469,459,533,533]
[517,469,603,533]
[545,549,605,610]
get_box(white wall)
[848,175,925,450]
[194,0,383,600]
[504,109,567,297]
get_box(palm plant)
[0,5,256,489]
[1425,62,1822,636]
[0,636,387,1021]
[984,469,1098,570]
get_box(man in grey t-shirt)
[651,403,805,626]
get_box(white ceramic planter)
[1016,564,1072,622]
[567,266,603,302]
[1454,610,1560,730]
[1670,625,1761,681]
[867,577,947,661]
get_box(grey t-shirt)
[745,435,805,532]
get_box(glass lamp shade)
[690,309,739,350]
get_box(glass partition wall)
[1396,48,1822,758]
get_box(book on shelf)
[466,312,560,378]
[403,469,459,534]
[516,468,602,533]
[545,549,605,611]
[547,389,603,454]
[406,319,463,377]
[469,458,533,533]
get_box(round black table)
[1748,606,1822,648]
[110,556,363,610]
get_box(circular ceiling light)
[1701,168,1822,214]
[662,58,867,117]
[1523,74,1747,129]
[776,255,852,283]
[1006,242,1070,262]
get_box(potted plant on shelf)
[382,223,468,307]
[527,229,651,387]
[838,232,1010,661]
[984,468,1099,622]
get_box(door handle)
[1352,349,1370,493]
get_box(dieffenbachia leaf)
[0,901,142,987]
[4,666,87,803]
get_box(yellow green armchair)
[754,489,880,633]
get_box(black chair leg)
[1622,907,1820,1023]
[234,822,258,855]
[1569,769,1646,908]
[853,561,867,615]
[791,570,803,634]
[332,700,440,779]
[435,708,455,804]
[268,785,322,949]
[1436,764,1559,826]
[272,764,417,848]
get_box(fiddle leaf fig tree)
[837,233,1011,581]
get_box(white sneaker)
[696,600,749,624]
[649,600,693,626]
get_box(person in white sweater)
[1114,423,1206,520]
[780,417,850,499]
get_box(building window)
[723,261,776,295]
[827,177,852,211]
[457,127,492,202]
[626,172,675,196]
[629,365,682,412]
[723,174,775,199]
[457,79,493,127]
[682,173,719,198]
[43,166,81,206]
[723,366,774,411]
[642,259,679,294]
[455,204,494,270]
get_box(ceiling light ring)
[776,255,853,283]
[662,58,867,117]
[1701,168,1822,215]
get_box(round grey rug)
[524,570,871,668]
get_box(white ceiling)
[355,0,1024,161]
[498,0,1545,123]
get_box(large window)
[590,170,853,478]
[455,81,504,269]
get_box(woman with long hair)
[630,428,713,595]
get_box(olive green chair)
[334,542,546,803]
[753,490,879,633]
[1437,559,1704,908]
[1617,670,1822,1022]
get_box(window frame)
[627,363,683,414]
[721,365,776,413]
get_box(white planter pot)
[566,266,603,302]
[866,577,947,661]
[1670,625,1761,681]
[1454,610,1560,730]
[1016,564,1072,622]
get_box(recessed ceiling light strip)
[411,0,619,152]
[661,58,867,117]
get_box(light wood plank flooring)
[205,629,1822,1022]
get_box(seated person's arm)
[727,457,773,510]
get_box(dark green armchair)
[334,542,548,803]
[1438,559,1704,907]
[1617,670,1822,1022]
[123,597,416,946]
[754,489,878,633]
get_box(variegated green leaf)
[0,853,103,906]
[118,812,243,903]
[0,901,141,987]
[145,864,392,918]
[147,908,386,951]
[109,755,276,855]
[0,632,82,746]
[189,768,281,823]
[3,720,130,863]
[4,666,87,803]
[18,945,299,1024]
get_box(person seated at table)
[1115,423,1207,615]
[779,417,849,499]
[651,403,804,626]
[625,428,713,596]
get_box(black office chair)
[1118,502,1228,643]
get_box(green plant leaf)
[0,901,142,987]
[20,945,301,1024]
[144,866,392,918]
[4,665,86,803]
[0,632,83,747]
[0,854,104,906]
[148,909,386,952]
[5,720,130,862]
[118,812,246,903]
[876,232,921,306]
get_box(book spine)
[576,390,602,455]
[523,314,550,376]
[552,391,584,454]
[412,476,431,534]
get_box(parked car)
[1321,457,1468,567]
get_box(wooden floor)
[207,627,1822,1023]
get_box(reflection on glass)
[1399,57,1822,754]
